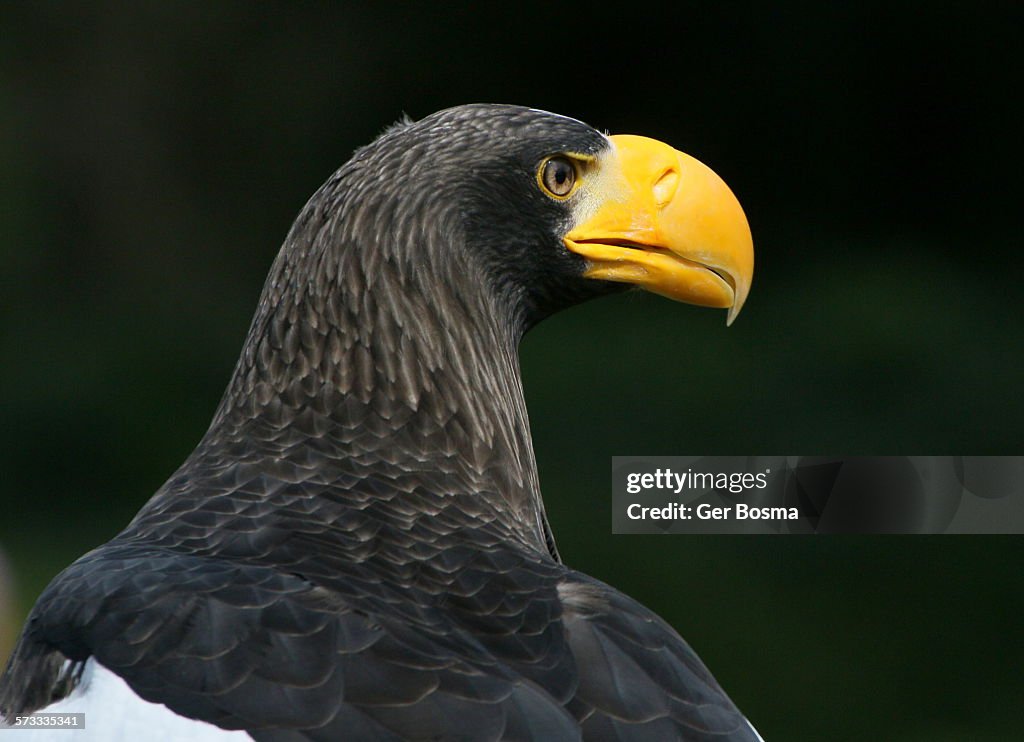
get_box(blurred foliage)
[1,3,1022,740]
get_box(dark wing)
[3,535,756,741]
[556,574,757,741]
[2,536,581,741]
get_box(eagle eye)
[539,157,577,198]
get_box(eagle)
[1,104,758,741]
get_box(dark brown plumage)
[1,105,759,740]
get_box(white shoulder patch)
[2,658,251,741]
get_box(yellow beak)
[564,134,754,325]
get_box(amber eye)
[540,157,577,198]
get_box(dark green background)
[2,3,1022,739]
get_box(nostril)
[653,168,679,207]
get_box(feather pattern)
[1,105,760,740]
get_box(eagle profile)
[1,105,758,741]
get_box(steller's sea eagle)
[1,104,758,741]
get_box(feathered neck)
[140,172,554,557]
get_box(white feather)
[2,658,251,741]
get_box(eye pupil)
[542,157,576,197]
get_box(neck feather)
[181,191,551,555]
